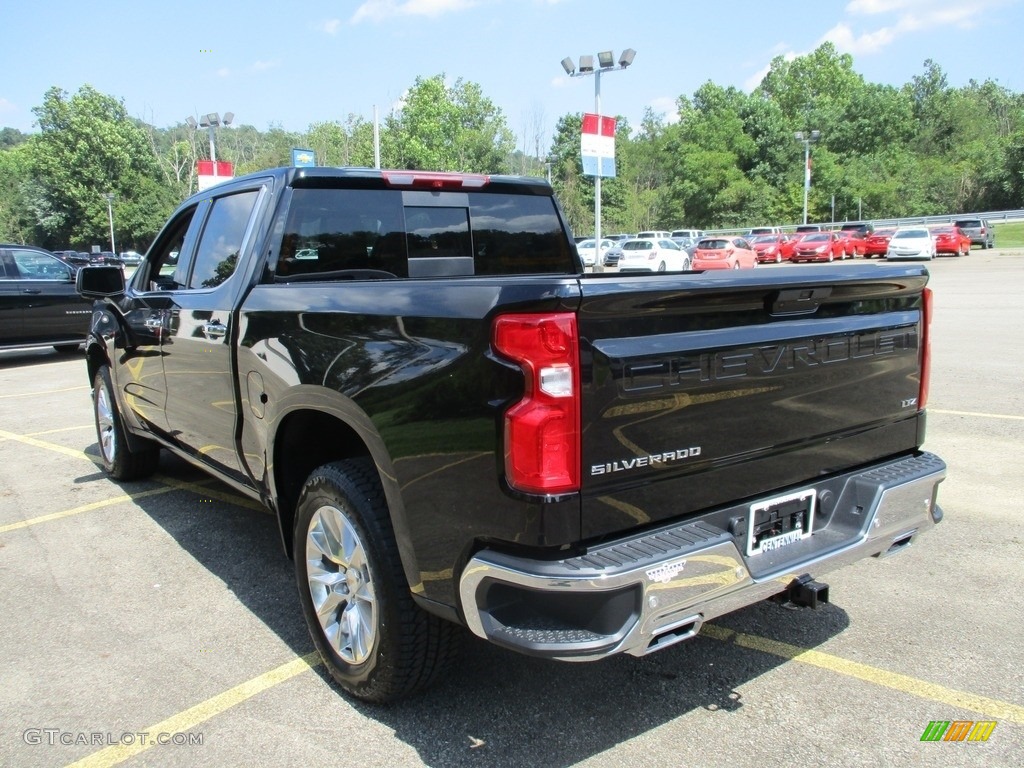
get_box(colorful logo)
[920,720,997,742]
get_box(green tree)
[29,85,176,249]
[307,116,376,168]
[0,142,38,242]
[381,75,515,172]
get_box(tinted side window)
[10,250,71,280]
[469,193,574,275]
[189,191,260,289]
[277,189,405,278]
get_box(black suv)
[953,218,994,249]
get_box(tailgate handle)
[769,287,832,316]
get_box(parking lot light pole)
[795,130,820,225]
[193,112,235,177]
[560,49,636,263]
[104,193,116,256]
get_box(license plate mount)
[746,489,816,557]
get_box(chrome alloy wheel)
[305,504,378,665]
[95,383,117,465]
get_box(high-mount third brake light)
[493,313,581,495]
[381,171,489,189]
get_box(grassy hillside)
[993,221,1024,248]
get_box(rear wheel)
[295,459,459,703]
[93,365,160,480]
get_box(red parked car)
[863,228,895,258]
[750,234,796,263]
[931,225,972,257]
[833,230,863,258]
[692,236,758,270]
[791,232,845,263]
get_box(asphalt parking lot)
[1,250,1021,767]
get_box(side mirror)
[76,265,125,299]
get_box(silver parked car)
[952,218,994,249]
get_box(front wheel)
[294,459,459,703]
[93,365,160,480]
[658,261,666,272]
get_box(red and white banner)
[196,160,235,191]
[580,113,616,178]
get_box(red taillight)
[919,287,932,409]
[493,313,580,495]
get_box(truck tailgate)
[578,265,929,540]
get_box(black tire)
[294,459,459,703]
[93,365,160,480]
[658,261,666,272]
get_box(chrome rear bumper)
[458,452,945,660]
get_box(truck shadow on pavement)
[115,450,851,768]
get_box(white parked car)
[616,238,691,273]
[575,238,615,268]
[886,227,936,260]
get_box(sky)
[2,0,1023,155]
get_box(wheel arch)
[268,396,418,591]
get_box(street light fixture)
[559,48,636,269]
[194,111,234,175]
[104,193,116,257]
[795,129,821,225]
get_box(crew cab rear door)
[156,185,265,483]
[576,267,929,540]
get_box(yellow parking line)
[0,385,89,399]
[0,428,91,461]
[26,425,95,436]
[0,489,177,534]
[930,408,1024,421]
[701,624,1024,723]
[0,428,266,526]
[154,475,268,514]
[65,652,322,768]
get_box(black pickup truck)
[77,167,946,703]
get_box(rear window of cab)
[274,188,575,280]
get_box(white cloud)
[217,68,231,78]
[252,60,280,72]
[648,97,680,124]
[351,0,479,24]
[320,18,342,34]
[821,21,898,54]
[0,97,17,115]
[845,0,919,14]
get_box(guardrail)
[702,209,1024,237]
